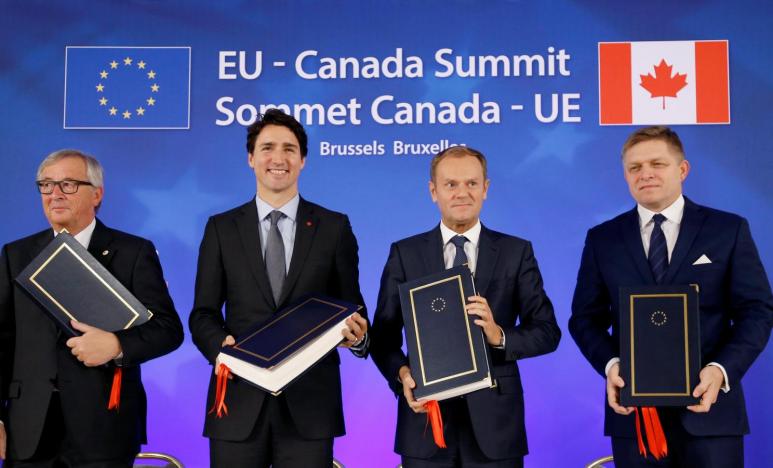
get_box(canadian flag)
[598,40,729,125]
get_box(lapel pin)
[306,220,312,227]
[102,250,109,256]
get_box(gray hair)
[36,149,104,188]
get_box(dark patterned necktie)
[266,210,286,306]
[450,235,468,268]
[648,214,668,284]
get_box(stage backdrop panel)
[1,1,771,467]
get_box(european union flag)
[64,46,190,129]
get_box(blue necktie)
[450,235,468,268]
[266,210,286,306]
[648,214,668,284]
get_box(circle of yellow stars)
[430,297,447,312]
[650,310,667,327]
[95,56,160,120]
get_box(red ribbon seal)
[208,363,231,418]
[634,406,668,460]
[108,368,122,411]
[425,400,447,448]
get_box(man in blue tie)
[569,126,773,467]
[371,145,561,467]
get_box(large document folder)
[217,295,362,394]
[15,232,153,335]
[619,285,701,407]
[399,265,492,401]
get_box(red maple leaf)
[639,59,688,109]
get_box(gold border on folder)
[233,298,360,363]
[410,275,477,387]
[630,293,691,397]
[28,243,143,329]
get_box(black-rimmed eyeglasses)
[36,179,93,194]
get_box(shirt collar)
[440,220,481,246]
[256,194,300,222]
[637,194,685,227]
[53,217,97,249]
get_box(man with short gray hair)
[0,149,183,467]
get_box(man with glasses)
[0,149,183,467]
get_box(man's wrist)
[605,357,621,377]
[349,332,369,356]
[706,362,730,393]
[492,326,505,349]
[398,365,410,383]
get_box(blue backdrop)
[1,1,771,467]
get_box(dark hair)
[430,146,488,181]
[246,109,308,157]
[622,126,685,160]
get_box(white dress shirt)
[54,217,96,248]
[638,195,684,262]
[440,220,481,274]
[256,194,299,273]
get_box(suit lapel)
[474,226,499,296]
[235,199,275,308]
[279,198,318,306]
[421,226,445,276]
[26,229,58,338]
[30,229,54,257]
[87,219,116,267]
[664,198,706,284]
[620,207,656,284]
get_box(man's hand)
[340,312,367,348]
[607,362,635,415]
[215,335,236,378]
[466,296,502,346]
[687,365,725,413]
[399,365,427,414]
[1,422,6,460]
[66,320,122,367]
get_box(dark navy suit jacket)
[371,224,561,460]
[569,198,773,438]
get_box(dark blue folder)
[399,265,492,401]
[223,295,361,368]
[217,294,362,394]
[15,232,152,336]
[620,285,701,406]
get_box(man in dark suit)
[370,146,561,467]
[569,126,773,467]
[0,149,183,467]
[189,109,368,468]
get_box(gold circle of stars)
[650,310,667,327]
[431,297,447,313]
[96,56,160,119]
